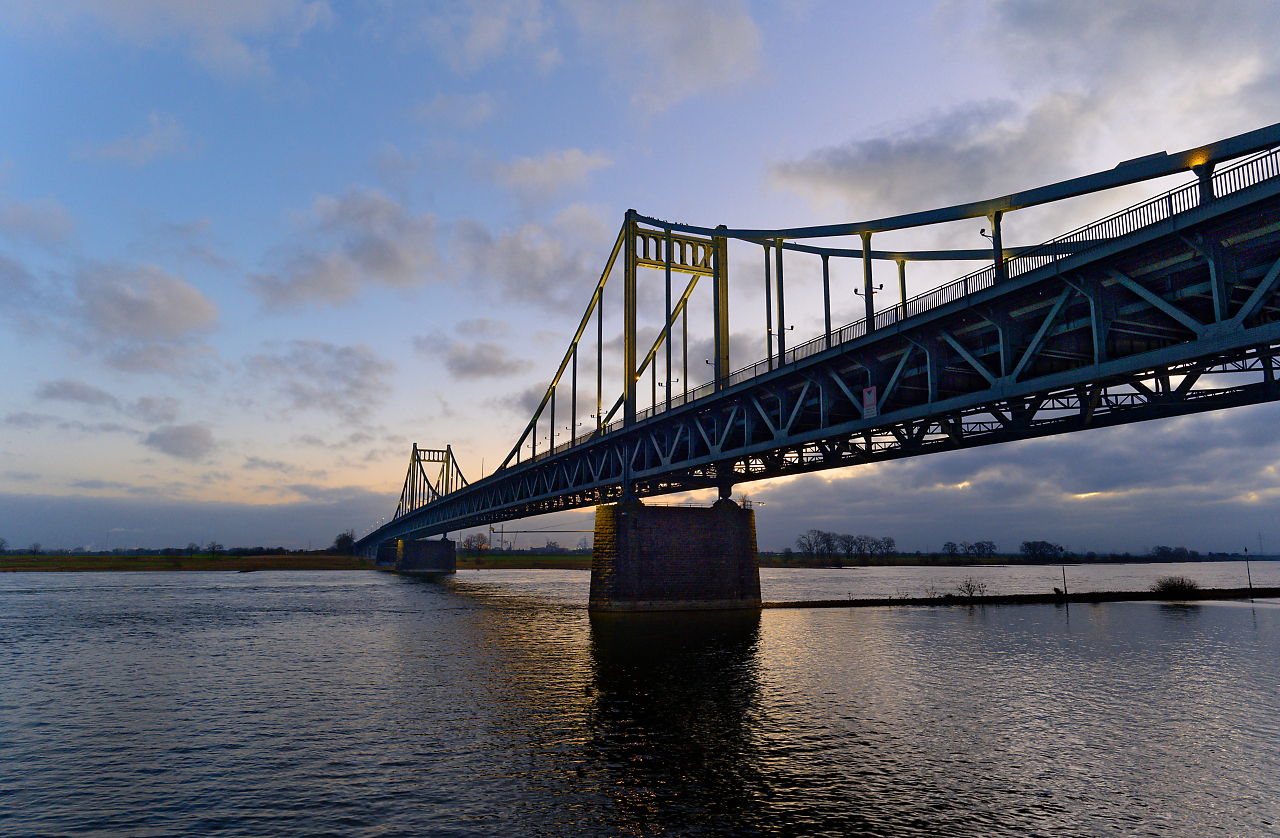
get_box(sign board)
[862,386,878,419]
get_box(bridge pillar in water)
[590,499,760,611]
[377,537,456,575]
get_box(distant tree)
[0,537,7,555]
[186,542,200,557]
[942,541,959,557]
[461,533,489,556]
[796,530,822,557]
[971,540,997,558]
[836,533,858,564]
[877,536,897,557]
[29,542,42,556]
[331,529,355,555]
[820,530,837,554]
[206,541,223,558]
[1020,540,1064,561]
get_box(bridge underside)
[363,167,1280,547]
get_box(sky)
[2,0,1279,555]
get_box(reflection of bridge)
[358,123,1280,599]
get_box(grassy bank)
[1,553,370,572]
[765,586,1280,609]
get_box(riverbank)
[764,586,1280,608]
[0,554,369,572]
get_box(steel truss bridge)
[356,122,1280,553]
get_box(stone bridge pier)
[589,500,760,611]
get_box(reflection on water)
[1,572,1278,836]
[588,611,764,835]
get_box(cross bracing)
[356,122,1280,552]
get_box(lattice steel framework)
[358,122,1280,552]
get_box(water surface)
[2,570,1277,836]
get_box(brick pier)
[589,499,760,611]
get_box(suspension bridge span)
[357,122,1280,608]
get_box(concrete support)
[378,537,456,575]
[589,500,760,612]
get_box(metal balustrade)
[505,144,1280,469]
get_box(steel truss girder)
[357,151,1280,550]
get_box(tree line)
[794,530,897,565]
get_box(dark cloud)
[142,423,216,461]
[35,378,119,408]
[771,97,1090,216]
[248,339,395,424]
[743,403,1280,555]
[0,487,395,551]
[772,0,1280,228]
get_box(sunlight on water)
[1,570,1278,836]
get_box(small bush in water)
[1150,575,1200,596]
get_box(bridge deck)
[358,134,1280,550]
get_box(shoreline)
[764,586,1280,609]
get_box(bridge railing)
[521,144,1280,464]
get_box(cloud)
[0,196,75,248]
[142,423,216,461]
[71,479,133,491]
[772,96,1099,216]
[3,412,58,429]
[490,148,612,204]
[244,456,291,472]
[450,202,611,309]
[251,188,438,309]
[562,0,761,114]
[412,92,498,127]
[399,1,757,110]
[412,0,553,74]
[36,378,119,408]
[68,262,218,373]
[248,339,395,424]
[91,112,189,166]
[75,263,218,342]
[3,471,40,482]
[0,488,397,550]
[0,0,335,82]
[745,403,1280,554]
[413,334,534,379]
[126,396,180,424]
[497,380,551,416]
[0,253,35,303]
[772,0,1280,221]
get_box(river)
[2,566,1278,836]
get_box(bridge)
[358,122,1280,608]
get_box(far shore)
[4,551,1274,573]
